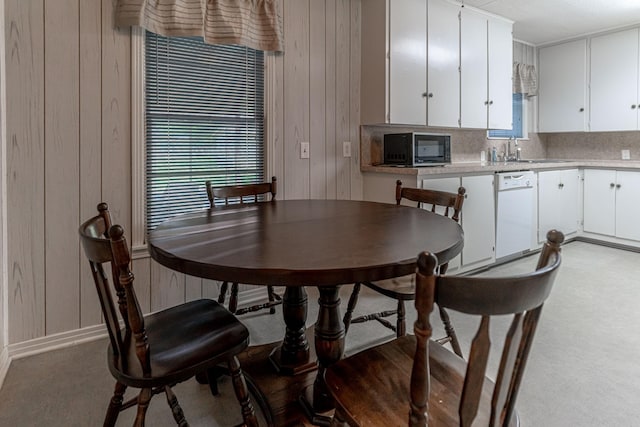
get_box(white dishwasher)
[495,171,535,260]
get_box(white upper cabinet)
[590,28,640,131]
[460,7,488,128]
[388,0,427,125]
[427,0,461,127]
[360,0,512,128]
[460,8,512,129]
[538,39,588,132]
[487,16,513,129]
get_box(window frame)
[131,28,275,256]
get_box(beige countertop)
[362,160,640,176]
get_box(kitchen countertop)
[362,159,640,176]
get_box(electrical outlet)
[622,149,631,160]
[300,142,310,159]
[343,141,351,158]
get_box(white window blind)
[145,31,264,232]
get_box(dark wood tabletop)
[147,199,464,425]
[148,199,464,287]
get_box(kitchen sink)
[507,159,570,164]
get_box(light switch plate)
[300,142,310,159]
[622,149,630,160]
[343,141,351,158]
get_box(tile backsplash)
[544,131,640,161]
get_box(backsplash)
[544,131,640,161]
[361,125,546,165]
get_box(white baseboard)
[7,323,108,361]
[0,346,9,390]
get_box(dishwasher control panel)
[497,171,534,191]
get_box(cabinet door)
[583,169,616,236]
[538,169,579,241]
[487,16,513,130]
[427,0,460,128]
[538,40,588,132]
[389,0,427,125]
[460,175,495,268]
[460,8,488,129]
[590,29,639,131]
[614,171,640,240]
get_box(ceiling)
[462,0,640,46]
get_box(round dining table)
[148,199,464,424]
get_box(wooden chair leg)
[164,386,188,426]
[218,281,229,304]
[438,305,463,358]
[396,299,406,337]
[103,381,127,427]
[267,285,277,314]
[228,356,258,427]
[343,282,361,334]
[330,406,351,426]
[133,388,152,427]
[229,283,239,313]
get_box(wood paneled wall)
[2,0,361,345]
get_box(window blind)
[145,31,264,232]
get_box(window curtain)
[115,0,284,52]
[513,41,537,96]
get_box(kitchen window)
[144,32,265,233]
[488,93,527,139]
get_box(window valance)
[115,0,284,53]
[513,41,537,96]
[513,62,537,96]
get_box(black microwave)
[383,132,451,167]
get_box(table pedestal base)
[268,286,316,375]
[299,384,333,427]
[268,346,317,375]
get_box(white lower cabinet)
[460,175,496,270]
[538,169,580,242]
[423,174,495,273]
[583,169,640,241]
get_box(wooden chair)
[79,203,259,427]
[206,177,282,316]
[327,230,564,427]
[343,180,466,356]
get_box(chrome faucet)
[505,137,521,161]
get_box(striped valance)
[115,0,284,52]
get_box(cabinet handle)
[427,93,434,98]
[616,183,621,189]
[558,183,564,188]
[579,108,584,112]
[422,92,428,98]
[489,100,494,105]
[610,183,615,188]
[632,105,637,109]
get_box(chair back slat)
[396,180,465,223]
[460,316,490,427]
[79,203,150,374]
[79,206,125,357]
[110,224,151,374]
[207,176,277,207]
[490,312,524,426]
[410,252,438,427]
